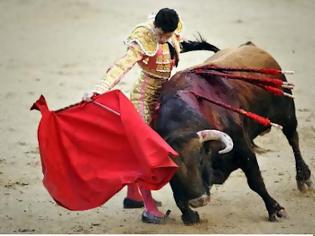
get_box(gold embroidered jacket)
[95,18,183,94]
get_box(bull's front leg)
[173,194,200,225]
[239,148,288,221]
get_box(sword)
[91,101,121,116]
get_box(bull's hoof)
[296,165,312,192]
[182,211,200,225]
[268,205,288,222]
[297,176,314,193]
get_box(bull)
[154,41,313,225]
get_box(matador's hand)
[82,91,99,102]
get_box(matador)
[84,8,183,224]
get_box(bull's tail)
[180,33,220,53]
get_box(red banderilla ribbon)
[193,69,294,90]
[196,65,295,75]
[190,91,283,129]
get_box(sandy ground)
[1,0,315,234]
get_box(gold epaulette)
[124,21,158,57]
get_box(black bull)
[153,42,313,225]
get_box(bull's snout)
[188,194,210,208]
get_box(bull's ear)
[202,140,224,156]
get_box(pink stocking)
[139,185,164,217]
[127,183,142,201]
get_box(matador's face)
[154,27,174,44]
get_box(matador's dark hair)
[154,8,179,33]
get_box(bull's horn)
[197,130,233,154]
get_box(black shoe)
[141,210,171,224]
[123,198,144,209]
[123,198,162,209]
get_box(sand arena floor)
[1,0,314,233]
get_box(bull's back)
[162,43,294,139]
[204,42,281,70]
[163,43,282,114]
[204,43,295,138]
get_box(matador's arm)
[95,43,144,94]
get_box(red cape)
[31,90,178,211]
